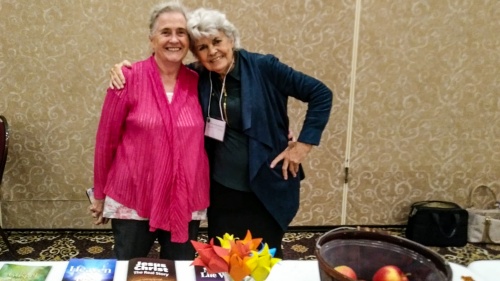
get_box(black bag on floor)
[405,201,468,247]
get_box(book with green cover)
[0,263,52,281]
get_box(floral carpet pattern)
[1,228,499,265]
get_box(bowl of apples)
[315,228,452,281]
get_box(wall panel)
[1,0,498,229]
[0,0,347,228]
[347,0,500,224]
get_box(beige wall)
[0,0,498,229]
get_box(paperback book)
[0,263,52,281]
[62,258,116,281]
[194,266,225,281]
[127,257,176,281]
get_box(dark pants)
[207,181,285,258]
[111,219,200,260]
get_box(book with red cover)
[127,258,177,281]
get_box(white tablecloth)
[0,260,497,281]
[450,260,499,281]
[0,260,321,281]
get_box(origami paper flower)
[190,239,229,273]
[191,230,281,281]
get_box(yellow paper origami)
[191,230,281,281]
[245,243,281,281]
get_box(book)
[0,263,51,281]
[62,258,116,281]
[86,187,95,204]
[127,257,176,281]
[194,266,225,280]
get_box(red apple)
[334,265,357,279]
[372,265,407,281]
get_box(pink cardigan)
[94,56,209,242]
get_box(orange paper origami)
[191,230,281,281]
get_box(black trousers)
[111,219,200,260]
[207,181,285,258]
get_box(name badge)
[205,117,226,141]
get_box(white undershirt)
[166,91,174,103]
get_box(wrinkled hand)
[270,141,312,180]
[89,199,109,225]
[109,60,132,89]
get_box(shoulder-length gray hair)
[187,8,241,53]
[149,1,189,35]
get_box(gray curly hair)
[187,7,241,54]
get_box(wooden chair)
[0,115,16,259]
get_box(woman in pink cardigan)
[90,2,209,260]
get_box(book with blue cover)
[62,258,116,281]
[0,263,52,281]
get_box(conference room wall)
[0,0,498,228]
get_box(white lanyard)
[205,60,234,141]
[207,71,227,122]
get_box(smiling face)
[193,30,235,75]
[149,11,189,64]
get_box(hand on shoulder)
[109,60,132,89]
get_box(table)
[450,260,499,281]
[0,260,497,281]
[0,260,320,281]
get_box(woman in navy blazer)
[109,7,332,258]
[187,7,332,258]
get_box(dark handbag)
[405,200,468,247]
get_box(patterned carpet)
[1,228,499,265]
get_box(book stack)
[0,257,235,280]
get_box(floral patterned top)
[103,197,207,221]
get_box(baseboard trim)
[286,225,405,232]
[3,225,406,233]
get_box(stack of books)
[0,257,227,281]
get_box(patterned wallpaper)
[347,0,500,224]
[0,0,498,229]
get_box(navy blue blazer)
[195,49,333,230]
